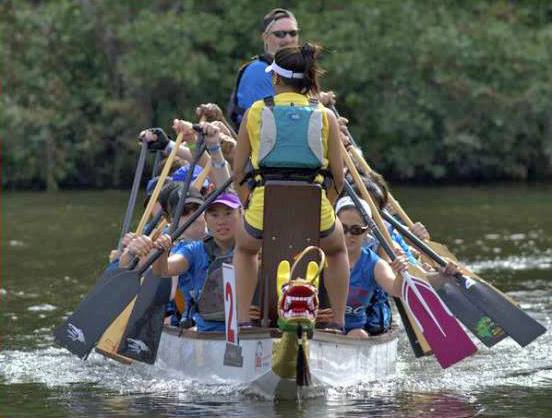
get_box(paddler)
[335,196,407,337]
[232,42,350,332]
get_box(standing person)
[232,43,350,332]
[228,8,300,128]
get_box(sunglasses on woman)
[342,224,368,236]
[270,30,299,39]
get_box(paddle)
[117,176,235,363]
[117,140,149,252]
[95,219,168,364]
[343,148,477,368]
[53,131,187,359]
[382,211,546,347]
[381,211,508,347]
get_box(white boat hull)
[155,325,398,400]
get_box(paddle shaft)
[151,150,162,178]
[118,141,149,252]
[136,131,186,234]
[169,137,206,235]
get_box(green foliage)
[2,0,551,189]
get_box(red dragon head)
[276,247,324,330]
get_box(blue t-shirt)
[235,59,274,125]
[345,247,382,332]
[174,239,229,332]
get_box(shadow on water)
[1,186,551,417]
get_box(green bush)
[2,0,551,189]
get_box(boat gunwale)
[163,324,400,346]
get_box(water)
[2,186,551,417]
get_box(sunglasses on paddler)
[342,224,369,236]
[270,30,299,38]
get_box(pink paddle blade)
[402,275,477,369]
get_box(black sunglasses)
[342,224,368,236]
[270,30,299,39]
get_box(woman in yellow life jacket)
[232,42,349,331]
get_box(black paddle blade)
[427,272,507,348]
[117,270,172,364]
[53,268,141,359]
[454,275,546,347]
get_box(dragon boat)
[152,181,399,400]
[155,325,398,400]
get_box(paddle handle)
[136,131,186,234]
[118,140,148,251]
[135,176,234,275]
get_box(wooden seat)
[259,180,322,327]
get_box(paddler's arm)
[150,234,190,277]
[325,109,344,205]
[232,109,253,204]
[200,122,231,187]
[374,253,408,298]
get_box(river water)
[1,185,551,417]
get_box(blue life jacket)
[258,96,324,172]
[364,286,392,335]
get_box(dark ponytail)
[274,42,324,95]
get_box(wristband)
[207,144,221,153]
[212,159,227,169]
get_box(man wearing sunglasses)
[227,8,299,128]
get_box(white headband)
[265,61,304,79]
[335,196,372,219]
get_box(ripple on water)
[468,253,552,272]
[27,304,57,312]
